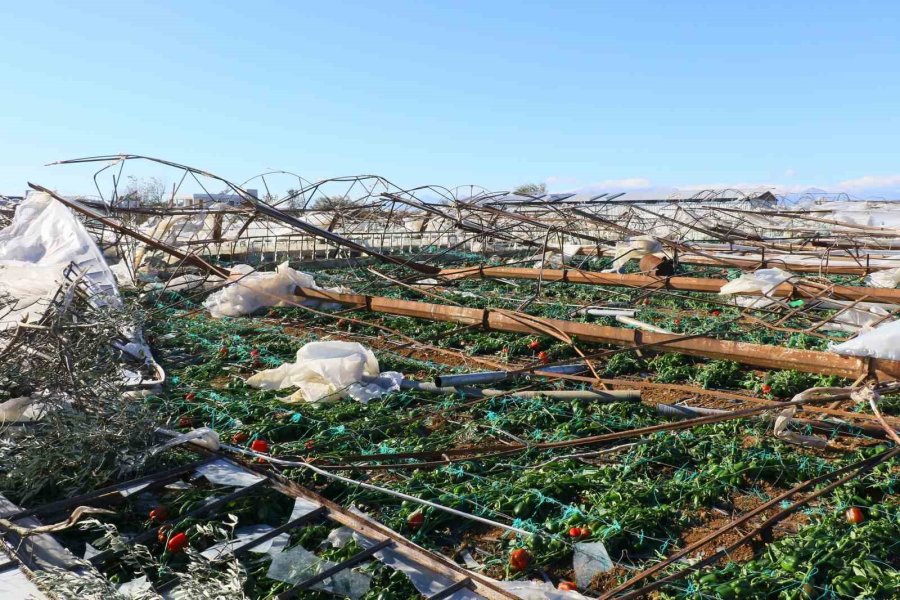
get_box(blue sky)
[2,1,900,198]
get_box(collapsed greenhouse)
[0,154,897,600]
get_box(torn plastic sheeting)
[115,480,153,498]
[0,192,120,330]
[866,266,900,289]
[0,494,83,572]
[194,458,265,488]
[345,508,588,600]
[0,396,45,423]
[246,341,403,404]
[266,544,371,599]
[829,319,900,361]
[499,581,588,600]
[201,524,289,559]
[290,496,323,520]
[0,564,47,600]
[117,575,153,598]
[573,542,613,590]
[204,261,349,318]
[813,299,890,333]
[348,526,483,600]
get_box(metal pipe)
[434,364,586,388]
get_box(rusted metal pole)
[28,183,232,279]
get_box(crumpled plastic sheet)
[246,341,402,404]
[203,261,350,318]
[151,428,220,455]
[719,268,793,297]
[829,318,900,360]
[195,458,265,488]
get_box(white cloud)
[784,168,796,178]
[837,174,900,190]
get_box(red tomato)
[178,416,192,428]
[231,432,249,444]
[711,309,721,317]
[149,506,169,522]
[184,392,196,401]
[250,438,269,453]
[218,346,229,358]
[250,348,260,357]
[538,351,549,364]
[568,526,582,538]
[579,527,591,538]
[528,340,541,350]
[673,318,681,325]
[166,532,189,553]
[509,548,531,571]
[558,581,577,591]
[407,511,424,530]
[845,506,864,524]
[761,384,772,394]
[305,439,316,450]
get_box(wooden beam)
[294,287,898,380]
[439,266,900,304]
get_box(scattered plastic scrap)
[204,261,348,318]
[720,268,793,297]
[573,541,613,589]
[348,524,482,600]
[201,524,288,559]
[246,341,403,404]
[195,458,265,488]
[499,580,588,599]
[829,319,900,360]
[773,406,828,449]
[266,544,371,599]
[606,236,662,272]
